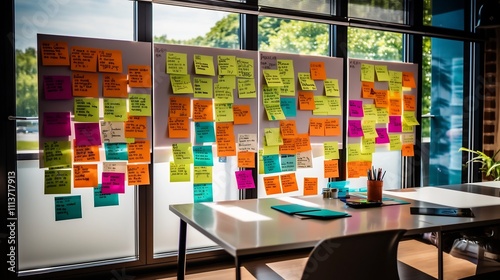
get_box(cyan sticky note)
[55,195,82,221]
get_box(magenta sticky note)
[349,100,364,117]
[44,75,72,100]
[43,112,71,137]
[348,120,364,137]
[101,172,125,194]
[388,116,402,133]
[375,128,390,144]
[74,123,102,146]
[235,170,256,189]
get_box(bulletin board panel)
[347,58,418,189]
[258,52,344,198]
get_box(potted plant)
[459,147,500,181]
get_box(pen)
[381,171,386,181]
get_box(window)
[348,0,405,24]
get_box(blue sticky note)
[105,143,128,160]
[328,181,350,198]
[55,195,82,221]
[280,97,297,117]
[193,145,214,166]
[263,154,282,174]
[195,122,216,143]
[281,154,296,172]
[193,183,213,203]
[94,184,119,207]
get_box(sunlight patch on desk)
[277,197,321,207]
[202,203,272,222]
[385,187,500,207]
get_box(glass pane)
[421,37,464,186]
[153,4,239,48]
[423,0,465,30]
[258,16,329,55]
[348,0,404,24]
[259,0,332,15]
[348,27,403,61]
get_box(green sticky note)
[324,78,340,97]
[389,134,402,151]
[166,52,188,75]
[238,78,257,98]
[43,141,72,168]
[327,97,342,116]
[129,93,151,116]
[361,137,376,153]
[214,83,234,103]
[218,75,236,89]
[172,142,194,164]
[403,111,420,126]
[375,65,390,81]
[324,141,339,160]
[389,70,403,93]
[218,55,237,76]
[361,63,375,82]
[45,169,71,194]
[214,103,234,122]
[194,77,213,98]
[280,78,296,96]
[236,57,254,79]
[264,128,283,146]
[170,74,194,94]
[277,59,295,79]
[74,97,99,122]
[170,162,191,182]
[194,54,215,76]
[104,98,127,121]
[194,166,212,184]
[263,85,281,105]
[264,104,286,120]
[55,195,82,221]
[193,183,213,203]
[363,104,378,120]
[347,143,362,162]
[297,72,317,90]
[263,69,284,87]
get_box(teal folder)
[271,204,350,220]
[271,204,321,214]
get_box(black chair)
[301,229,407,280]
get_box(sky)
[14,0,227,51]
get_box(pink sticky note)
[349,100,364,117]
[235,170,256,189]
[74,123,102,146]
[375,128,390,144]
[43,112,71,137]
[388,116,402,133]
[101,172,125,194]
[43,75,72,100]
[348,120,364,137]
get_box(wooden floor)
[150,239,479,280]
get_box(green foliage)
[459,148,500,181]
[16,48,38,117]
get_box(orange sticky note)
[347,161,361,178]
[402,143,414,157]
[128,140,151,163]
[125,115,148,139]
[73,164,98,188]
[310,61,326,80]
[281,173,299,193]
[263,176,282,195]
[279,138,297,155]
[127,164,150,185]
[98,49,123,73]
[72,72,99,97]
[403,94,416,111]
[402,72,416,88]
[103,73,128,98]
[73,142,100,162]
[303,177,318,196]
[169,96,191,118]
[309,118,325,136]
[216,123,236,157]
[298,91,316,110]
[325,118,341,136]
[324,159,339,178]
[193,99,214,122]
[295,133,312,152]
[389,97,402,115]
[233,104,252,125]
[361,81,376,99]
[71,46,98,72]
[280,120,298,138]
[168,117,190,138]
[40,41,69,66]
[375,90,389,108]
[238,151,255,168]
[128,65,152,88]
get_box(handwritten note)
[44,76,72,100]
[43,112,71,137]
[193,145,214,166]
[74,97,99,122]
[74,123,102,146]
[193,166,212,184]
[129,94,152,116]
[71,46,98,72]
[128,140,151,163]
[235,170,256,189]
[193,183,213,203]
[45,169,71,194]
[98,49,123,73]
[73,164,98,188]
[125,116,147,139]
[101,172,126,194]
[55,195,82,221]
[194,54,215,76]
[94,184,119,207]
[40,41,69,66]
[303,177,318,196]
[170,162,190,182]
[233,104,252,125]
[104,98,127,121]
[280,173,298,193]
[166,52,188,75]
[72,72,99,97]
[195,122,216,143]
[194,77,213,98]
[127,164,150,185]
[104,143,128,161]
[263,176,281,195]
[103,73,128,97]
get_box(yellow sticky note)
[324,141,339,160]
[361,137,376,153]
[237,78,257,98]
[194,54,215,76]
[297,72,317,90]
[43,141,72,168]
[263,85,281,105]
[376,107,389,124]
[263,69,284,87]
[236,57,254,79]
[194,166,212,184]
[403,111,420,126]
[277,59,295,79]
[129,94,151,116]
[264,104,286,121]
[170,74,194,94]
[172,142,194,164]
[104,98,127,121]
[327,98,342,115]
[194,77,213,98]
[389,135,402,151]
[170,162,190,182]
[363,104,377,120]
[218,55,237,76]
[389,71,403,93]
[361,63,375,82]
[361,119,378,139]
[324,79,340,97]
[214,83,234,103]
[263,144,280,155]
[280,78,296,96]
[375,65,390,81]
[218,75,236,89]
[347,143,362,162]
[214,103,234,122]
[74,97,99,122]
[264,128,283,146]
[313,96,330,115]
[166,52,188,75]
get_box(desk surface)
[169,184,500,258]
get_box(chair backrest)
[301,229,407,280]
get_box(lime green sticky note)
[327,97,342,116]
[362,119,378,139]
[104,98,127,121]
[218,55,237,76]
[170,74,194,94]
[194,166,212,184]
[237,57,254,79]
[218,75,236,89]
[214,83,234,103]
[264,128,283,146]
[362,137,376,153]
[43,141,72,168]
[389,71,403,93]
[347,143,362,162]
[402,122,414,133]
[166,52,188,75]
[44,169,71,194]
[389,134,402,151]
[170,162,191,182]
[214,103,234,122]
[277,59,295,79]
[375,65,390,81]
[324,78,340,97]
[263,85,281,105]
[264,104,286,121]
[313,96,330,115]
[258,149,265,174]
[297,72,317,90]
[263,69,284,87]
[263,144,280,155]
[237,78,257,98]
[74,97,99,122]
[376,107,389,124]
[361,63,375,82]
[194,54,215,76]
[324,141,339,160]
[403,111,420,126]
[129,93,151,116]
[172,142,194,164]
[194,77,213,98]
[280,78,296,96]
[363,104,377,120]
[360,151,373,162]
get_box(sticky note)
[103,73,128,98]
[214,83,234,104]
[45,169,71,194]
[195,122,216,143]
[361,81,375,99]
[193,145,214,166]
[170,96,191,118]
[403,111,420,126]
[128,140,151,163]
[238,151,255,168]
[375,128,390,144]
[104,143,128,161]
[263,69,283,87]
[324,78,340,97]
[101,172,125,194]
[170,74,194,94]
[303,177,318,196]
[127,164,150,185]
[309,118,325,136]
[264,128,283,146]
[194,77,213,98]
[74,164,98,188]
[74,97,99,122]
[298,91,316,110]
[44,75,72,100]
[296,150,313,168]
[280,154,296,171]
[72,72,99,97]
[324,141,339,160]
[388,116,403,133]
[263,175,281,195]
[170,162,190,182]
[402,143,414,156]
[193,183,213,203]
[310,61,326,80]
[193,166,212,184]
[172,142,194,164]
[166,52,188,75]
[389,134,402,151]
[98,49,123,73]
[297,72,317,90]
[233,104,252,125]
[362,137,376,153]
[402,72,416,88]
[361,63,375,82]
[43,112,71,137]
[375,65,390,81]
[348,120,363,137]
[104,98,127,121]
[295,134,312,152]
[325,118,341,136]
[129,94,152,116]
[237,57,254,79]
[71,46,98,72]
[125,116,148,139]
[281,173,299,193]
[235,170,256,189]
[238,133,258,153]
[94,184,119,207]
[218,55,237,76]
[277,59,295,79]
[263,154,281,174]
[280,120,298,138]
[55,195,82,221]
[280,97,297,117]
[194,54,215,76]
[74,144,100,162]
[238,78,257,98]
[40,41,69,66]
[264,104,286,121]
[403,94,416,111]
[214,103,234,122]
[324,159,339,178]
[74,123,101,146]
[280,78,295,96]
[349,100,364,117]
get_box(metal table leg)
[177,219,187,280]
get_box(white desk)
[169,184,500,280]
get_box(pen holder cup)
[367,180,383,202]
